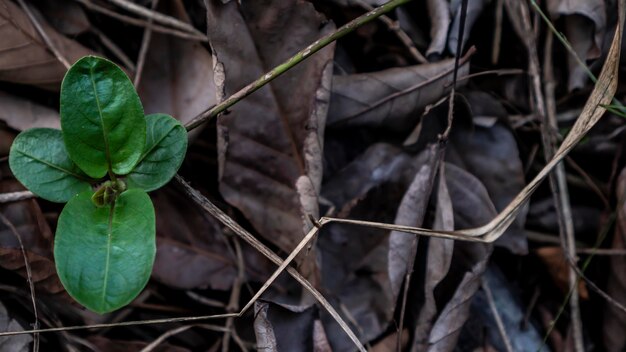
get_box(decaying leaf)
[35,0,90,36]
[388,145,440,300]
[254,301,319,352]
[536,246,589,299]
[0,180,66,296]
[206,0,335,279]
[603,167,626,351]
[138,0,217,128]
[327,58,470,131]
[0,91,60,131]
[0,0,93,90]
[0,300,32,352]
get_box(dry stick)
[535,6,583,351]
[184,0,414,132]
[482,279,514,352]
[221,238,245,352]
[133,0,158,87]
[173,176,366,352]
[73,0,207,41]
[491,0,503,65]
[440,0,468,141]
[0,214,39,352]
[91,26,136,72]
[0,191,35,203]
[15,0,70,69]
[565,156,610,210]
[353,0,428,63]
[107,0,202,36]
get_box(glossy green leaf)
[55,189,155,314]
[125,114,187,191]
[60,56,146,178]
[9,128,92,202]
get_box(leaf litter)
[0,0,624,351]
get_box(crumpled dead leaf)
[138,0,217,129]
[327,57,470,131]
[206,0,335,279]
[0,0,93,90]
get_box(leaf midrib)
[16,149,90,182]
[135,125,176,167]
[101,200,115,311]
[89,66,113,174]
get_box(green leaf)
[9,128,92,203]
[60,56,146,178]
[55,189,156,314]
[125,114,187,192]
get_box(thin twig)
[0,191,35,203]
[133,0,158,87]
[0,214,39,352]
[90,26,136,72]
[440,0,468,141]
[482,279,514,352]
[492,0,503,64]
[353,0,427,63]
[73,0,207,41]
[15,0,70,69]
[184,0,414,131]
[107,0,202,36]
[222,238,245,352]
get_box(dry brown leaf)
[0,0,93,90]
[0,91,60,131]
[536,246,589,299]
[89,335,191,352]
[388,145,440,300]
[0,180,66,297]
[371,330,409,352]
[137,0,217,128]
[412,163,454,348]
[603,167,626,351]
[447,0,488,54]
[206,0,335,278]
[327,58,469,131]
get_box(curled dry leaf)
[0,300,32,352]
[0,0,93,90]
[388,145,440,300]
[254,301,319,352]
[546,0,606,90]
[425,0,450,58]
[603,167,626,351]
[137,0,217,130]
[206,0,334,278]
[327,57,469,131]
[0,91,60,131]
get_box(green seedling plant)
[9,56,188,314]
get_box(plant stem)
[184,0,414,132]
